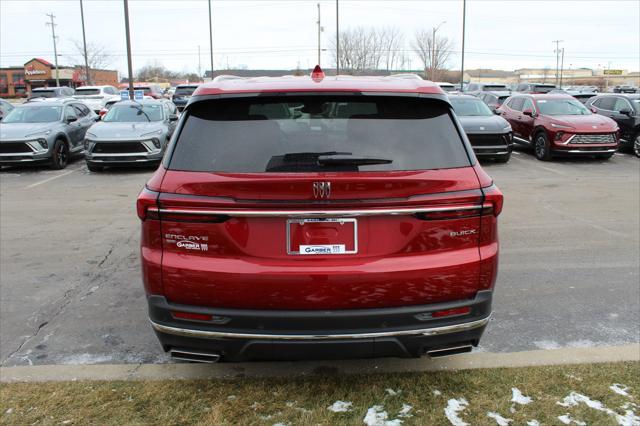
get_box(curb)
[1,344,638,383]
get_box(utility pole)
[460,0,466,90]
[559,48,565,88]
[123,0,135,100]
[208,0,214,79]
[79,0,91,86]
[335,0,339,75]
[431,21,446,81]
[45,13,60,87]
[317,3,322,66]
[552,40,563,86]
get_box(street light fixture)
[431,21,446,81]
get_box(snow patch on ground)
[327,401,353,413]
[433,389,442,396]
[398,404,413,418]
[60,353,114,364]
[533,340,561,350]
[487,411,513,425]
[363,405,402,426]
[557,391,640,426]
[385,388,400,396]
[444,398,469,426]
[526,420,540,426]
[611,384,632,397]
[558,414,586,425]
[511,387,533,405]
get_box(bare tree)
[412,29,454,81]
[331,27,395,73]
[70,39,113,84]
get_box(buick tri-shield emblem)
[312,182,331,199]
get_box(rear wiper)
[317,154,392,166]
[282,151,350,161]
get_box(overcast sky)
[1,0,638,76]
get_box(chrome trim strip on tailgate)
[150,316,490,340]
[151,204,484,218]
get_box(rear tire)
[634,135,640,158]
[50,139,68,170]
[534,132,552,161]
[87,163,104,172]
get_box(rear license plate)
[287,218,358,255]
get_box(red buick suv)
[137,68,503,362]
[497,94,619,160]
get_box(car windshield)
[30,90,56,98]
[103,104,163,122]
[74,88,101,96]
[2,106,61,123]
[175,87,197,96]
[483,85,507,91]
[169,96,470,173]
[537,99,591,115]
[450,98,493,116]
[135,87,152,95]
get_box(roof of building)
[194,73,444,97]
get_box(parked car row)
[0,97,179,170]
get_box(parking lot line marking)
[24,167,81,189]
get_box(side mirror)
[619,108,633,116]
[522,108,534,117]
[590,106,598,114]
[66,116,78,123]
[169,114,179,122]
[493,108,502,115]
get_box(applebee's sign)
[25,65,46,76]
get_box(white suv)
[73,85,120,113]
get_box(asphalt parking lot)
[0,151,638,367]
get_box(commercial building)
[0,58,118,98]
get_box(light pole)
[79,0,91,86]
[552,40,563,86]
[317,3,322,66]
[460,0,466,90]
[559,48,564,88]
[431,21,446,81]
[335,0,340,74]
[123,0,134,100]
[208,0,214,78]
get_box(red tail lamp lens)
[431,306,471,318]
[171,311,213,322]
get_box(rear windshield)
[175,86,197,96]
[532,85,556,93]
[30,90,56,98]
[483,85,507,91]
[74,88,100,96]
[168,96,470,173]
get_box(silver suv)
[0,98,97,169]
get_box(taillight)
[431,306,471,318]
[482,184,503,216]
[136,187,160,220]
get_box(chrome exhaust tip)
[169,349,221,363]
[426,344,473,358]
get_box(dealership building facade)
[0,58,119,97]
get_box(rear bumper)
[148,290,492,361]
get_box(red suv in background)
[137,69,503,362]
[497,94,619,160]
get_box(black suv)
[613,85,638,94]
[586,94,640,156]
[515,83,556,94]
